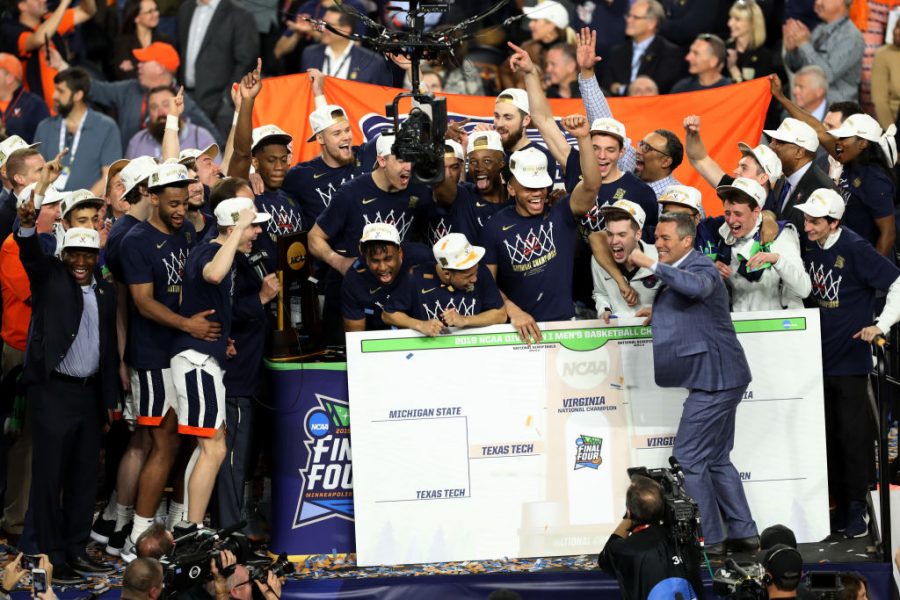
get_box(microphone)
[248,251,269,282]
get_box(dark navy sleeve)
[477,263,504,310]
[481,218,500,266]
[402,241,434,266]
[383,268,416,315]
[862,171,895,220]
[564,148,583,194]
[853,234,900,290]
[121,231,154,285]
[341,269,367,320]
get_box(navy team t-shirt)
[254,188,304,271]
[120,220,196,369]
[482,197,578,322]
[451,183,513,246]
[105,213,141,282]
[837,163,894,249]
[384,262,503,322]
[224,252,268,397]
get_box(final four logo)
[574,435,603,470]
[293,394,354,528]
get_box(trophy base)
[270,328,300,359]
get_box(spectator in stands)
[0,552,34,596]
[177,0,259,135]
[725,0,774,84]
[795,188,900,538]
[277,0,367,56]
[544,43,579,99]
[125,86,217,161]
[671,33,731,93]
[1,147,44,237]
[601,0,683,95]
[0,0,96,111]
[121,558,164,600]
[572,0,626,83]
[87,41,221,147]
[783,0,863,103]
[112,0,176,81]
[871,20,900,129]
[298,7,392,86]
[627,76,658,96]
[0,53,49,143]
[839,573,869,600]
[791,66,829,121]
[33,68,122,195]
[635,129,684,199]
[499,0,572,90]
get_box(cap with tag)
[737,142,782,181]
[716,176,767,208]
[0,135,39,169]
[658,184,703,213]
[600,199,646,230]
[62,227,100,251]
[522,0,569,29]
[251,125,293,153]
[360,222,401,246]
[214,197,271,226]
[763,118,819,153]
[433,233,485,270]
[61,189,104,219]
[376,134,396,157]
[148,163,196,189]
[177,144,219,164]
[307,105,350,142]
[121,155,158,197]
[827,113,883,142]
[467,130,504,154]
[590,118,626,143]
[17,183,64,210]
[508,147,552,188]
[444,139,465,160]
[495,88,529,115]
[793,188,845,220]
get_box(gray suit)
[651,249,757,545]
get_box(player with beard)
[482,115,601,343]
[118,163,220,559]
[433,131,511,246]
[124,87,217,162]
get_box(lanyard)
[59,111,87,165]
[324,49,352,78]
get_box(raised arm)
[564,114,601,216]
[683,115,726,187]
[203,209,255,284]
[229,59,262,181]
[769,75,838,158]
[161,86,184,162]
[23,0,72,52]
[73,0,97,25]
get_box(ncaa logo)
[555,346,611,390]
[306,410,330,438]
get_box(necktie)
[778,181,792,213]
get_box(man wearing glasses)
[671,33,732,93]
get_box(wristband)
[165,114,179,131]
[232,112,239,126]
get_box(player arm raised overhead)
[564,114,602,216]
[683,115,726,187]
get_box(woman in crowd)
[112,0,175,80]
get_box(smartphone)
[20,555,40,571]
[32,569,47,596]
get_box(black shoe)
[90,515,115,545]
[727,535,760,553]
[52,564,84,586]
[70,555,115,575]
[704,542,726,556]
[105,523,131,557]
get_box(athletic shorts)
[171,350,226,438]
[130,367,177,427]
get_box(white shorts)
[171,350,226,438]
[130,367,177,427]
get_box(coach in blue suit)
[631,211,758,555]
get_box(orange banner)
[252,75,772,216]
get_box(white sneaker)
[120,534,138,563]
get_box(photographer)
[598,475,703,600]
[761,544,803,599]
[122,558,164,600]
[0,554,57,600]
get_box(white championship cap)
[600,199,646,230]
[658,184,703,213]
[177,144,219,163]
[716,176,767,208]
[61,189,104,219]
[763,118,819,153]
[214,197,271,226]
[495,88,529,115]
[433,232,485,270]
[62,227,100,251]
[737,142,782,181]
[522,0,569,29]
[444,139,465,160]
[467,130,504,154]
[827,113,883,142]
[376,134,396,157]
[0,135,39,169]
[590,118,626,143]
[148,163,196,189]
[508,147,552,188]
[17,183,64,210]
[307,105,350,142]
[794,188,845,220]
[121,155,159,197]
[360,222,401,245]
[251,124,293,152]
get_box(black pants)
[214,396,254,528]
[29,378,101,567]
[823,375,875,506]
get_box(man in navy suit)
[299,7,393,87]
[630,211,758,556]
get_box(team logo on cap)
[574,435,603,470]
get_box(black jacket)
[16,230,118,415]
[766,163,837,232]
[601,35,685,95]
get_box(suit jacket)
[300,44,393,87]
[651,250,751,392]
[177,0,259,135]
[766,162,837,233]
[16,230,118,415]
[601,35,685,94]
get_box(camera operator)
[224,565,282,600]
[761,544,803,599]
[122,558,165,600]
[135,523,175,560]
[598,475,703,600]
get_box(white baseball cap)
[716,176,767,208]
[600,199,646,230]
[763,118,819,153]
[251,124,293,152]
[148,163,196,189]
[508,147,552,188]
[307,105,350,142]
[444,139,465,160]
[590,118,626,143]
[61,227,100,251]
[17,182,64,210]
[360,222,401,245]
[433,232,485,270]
[496,88,529,115]
[61,189,104,219]
[827,113,883,142]
[213,197,271,226]
[121,155,158,197]
[738,142,782,181]
[378,134,402,158]
[794,188,845,220]
[177,144,220,163]
[658,184,703,213]
[522,0,569,29]
[0,135,39,169]
[467,130,504,154]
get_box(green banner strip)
[264,360,347,371]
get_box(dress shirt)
[185,0,222,88]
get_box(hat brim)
[658,196,700,213]
[443,245,486,270]
[792,203,828,218]
[715,185,761,206]
[600,206,644,229]
[149,176,198,190]
[62,243,100,251]
[252,212,271,224]
[590,129,624,143]
[252,134,293,152]
[511,171,553,189]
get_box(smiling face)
[364,243,403,286]
[804,214,839,242]
[468,149,504,194]
[65,205,101,230]
[655,220,693,265]
[727,10,750,40]
[606,217,641,264]
[508,177,548,216]
[592,133,623,180]
[833,136,868,164]
[153,186,189,232]
[136,0,160,28]
[635,132,671,181]
[544,48,576,85]
[722,198,760,238]
[317,120,354,166]
[528,18,558,43]
[194,153,221,187]
[439,263,479,292]
[493,103,530,151]
[62,248,98,285]
[734,155,768,186]
[685,39,717,76]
